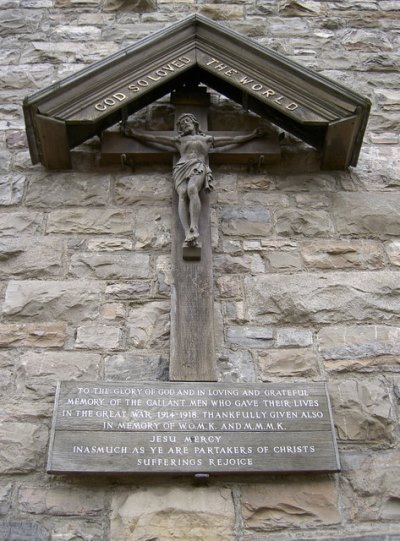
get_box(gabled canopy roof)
[23,14,370,170]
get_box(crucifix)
[101,85,280,382]
[122,108,264,259]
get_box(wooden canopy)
[23,14,370,170]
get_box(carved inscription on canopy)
[91,53,301,119]
[92,53,302,120]
[48,381,340,474]
[93,54,194,115]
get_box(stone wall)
[1,1,400,540]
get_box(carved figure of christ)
[115,93,275,382]
[122,115,263,254]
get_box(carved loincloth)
[173,159,214,192]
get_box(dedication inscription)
[48,382,340,474]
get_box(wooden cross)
[101,86,280,382]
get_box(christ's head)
[176,113,200,135]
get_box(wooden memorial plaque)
[48,382,340,474]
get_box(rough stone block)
[276,328,313,347]
[0,421,46,473]
[103,0,156,12]
[224,301,246,324]
[318,325,400,360]
[274,534,399,541]
[87,238,133,251]
[0,9,41,36]
[274,172,337,191]
[265,250,302,271]
[385,240,400,266]
[245,271,400,325]
[243,192,290,209]
[214,254,264,275]
[324,356,400,374]
[47,209,134,234]
[0,65,54,91]
[20,40,118,64]
[341,29,392,52]
[155,255,171,296]
[0,352,14,393]
[114,172,171,205]
[127,301,169,349]
[333,193,400,237]
[340,147,400,192]
[216,173,238,204]
[51,24,101,41]
[44,521,104,541]
[221,206,272,236]
[17,351,101,399]
[0,151,10,173]
[2,280,103,321]
[278,0,326,16]
[275,208,334,237]
[218,349,256,382]
[221,239,242,255]
[374,87,400,109]
[0,323,66,348]
[56,0,99,6]
[105,353,168,381]
[75,325,122,350]
[329,379,394,443]
[238,173,272,191]
[301,239,385,269]
[0,521,49,541]
[105,281,151,299]
[0,174,24,205]
[0,212,43,237]
[243,240,262,251]
[0,238,63,278]
[101,302,125,320]
[199,4,243,20]
[111,486,235,541]
[25,172,110,207]
[226,326,273,348]
[241,476,340,531]
[18,485,105,516]
[70,252,150,280]
[341,451,400,522]
[258,348,319,379]
[217,275,242,298]
[0,483,12,515]
[134,206,171,249]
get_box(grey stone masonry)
[1,1,400,540]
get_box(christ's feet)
[185,226,199,245]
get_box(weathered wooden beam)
[169,91,217,382]
[100,131,280,166]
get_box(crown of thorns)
[176,113,200,133]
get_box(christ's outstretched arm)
[121,124,177,149]
[212,128,265,148]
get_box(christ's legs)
[177,184,190,241]
[186,174,204,243]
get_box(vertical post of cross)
[169,86,217,382]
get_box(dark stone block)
[0,521,49,541]
[105,353,169,381]
[221,206,271,223]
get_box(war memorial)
[0,2,399,540]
